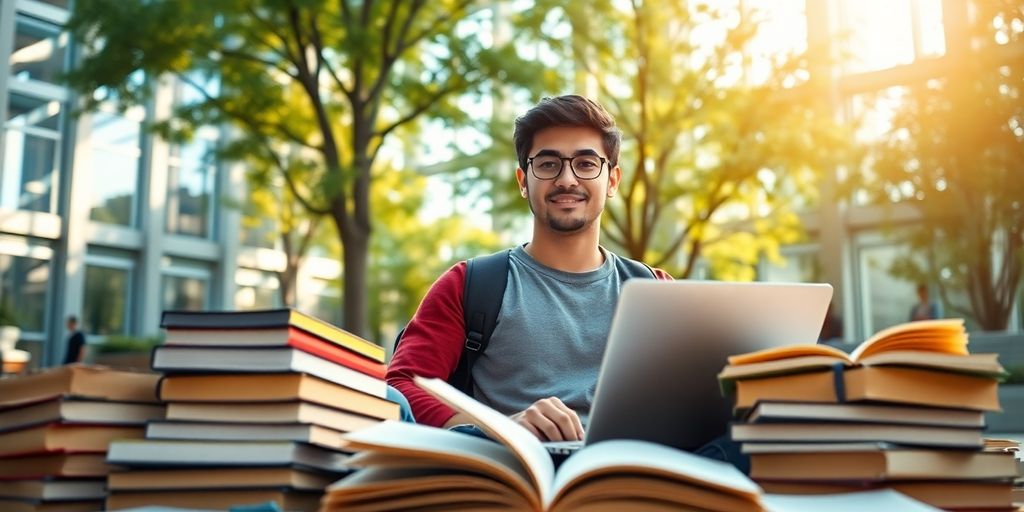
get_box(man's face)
[516,126,621,234]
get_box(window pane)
[166,140,216,237]
[89,112,140,225]
[6,93,60,131]
[0,254,49,332]
[83,265,130,335]
[2,130,57,212]
[234,269,280,310]
[162,275,208,311]
[838,0,916,74]
[308,278,342,326]
[915,0,946,58]
[859,244,918,335]
[760,250,822,283]
[10,16,66,85]
[239,216,277,249]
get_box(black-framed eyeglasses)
[527,154,607,180]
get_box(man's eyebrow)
[532,148,602,157]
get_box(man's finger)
[544,397,585,442]
[536,399,581,441]
[525,408,564,441]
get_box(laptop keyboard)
[543,440,584,455]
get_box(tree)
[365,166,502,342]
[521,0,851,278]
[860,2,1024,330]
[65,0,548,337]
[225,135,334,307]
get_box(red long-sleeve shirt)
[386,262,469,427]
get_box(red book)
[163,326,386,380]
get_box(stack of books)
[104,309,400,511]
[719,319,1019,511]
[0,365,163,511]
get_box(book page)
[727,344,851,366]
[340,420,534,501]
[850,319,966,361]
[763,489,941,512]
[415,376,555,508]
[718,355,851,382]
[325,467,527,510]
[551,440,761,506]
[859,351,1005,377]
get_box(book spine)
[288,329,386,379]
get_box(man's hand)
[509,397,585,442]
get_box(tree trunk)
[336,212,371,339]
[277,266,297,307]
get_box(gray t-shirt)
[470,245,629,427]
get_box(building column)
[807,0,853,340]
[137,76,173,334]
[215,132,245,310]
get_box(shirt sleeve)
[652,267,675,281]
[385,262,467,427]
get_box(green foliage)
[853,4,1024,330]
[520,0,854,278]
[65,0,551,336]
[367,166,502,342]
[1006,365,1024,385]
[93,335,164,354]
[0,299,19,326]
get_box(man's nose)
[554,160,579,188]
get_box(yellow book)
[160,308,384,362]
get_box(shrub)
[93,335,163,354]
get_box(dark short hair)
[513,95,622,171]
[66,315,77,324]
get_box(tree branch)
[218,48,295,79]
[252,138,332,216]
[175,72,315,150]
[309,14,353,98]
[243,1,300,64]
[400,0,473,56]
[366,0,428,103]
[374,79,467,141]
[339,0,352,28]
[653,223,694,269]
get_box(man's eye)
[576,161,598,169]
[537,161,559,169]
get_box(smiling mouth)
[549,195,586,205]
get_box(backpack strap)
[449,249,511,395]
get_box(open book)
[322,377,941,512]
[717,319,1004,411]
[719,319,1005,381]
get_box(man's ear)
[516,167,528,197]
[607,164,622,197]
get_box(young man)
[387,95,671,442]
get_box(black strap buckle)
[465,332,483,352]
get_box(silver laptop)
[545,279,832,455]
